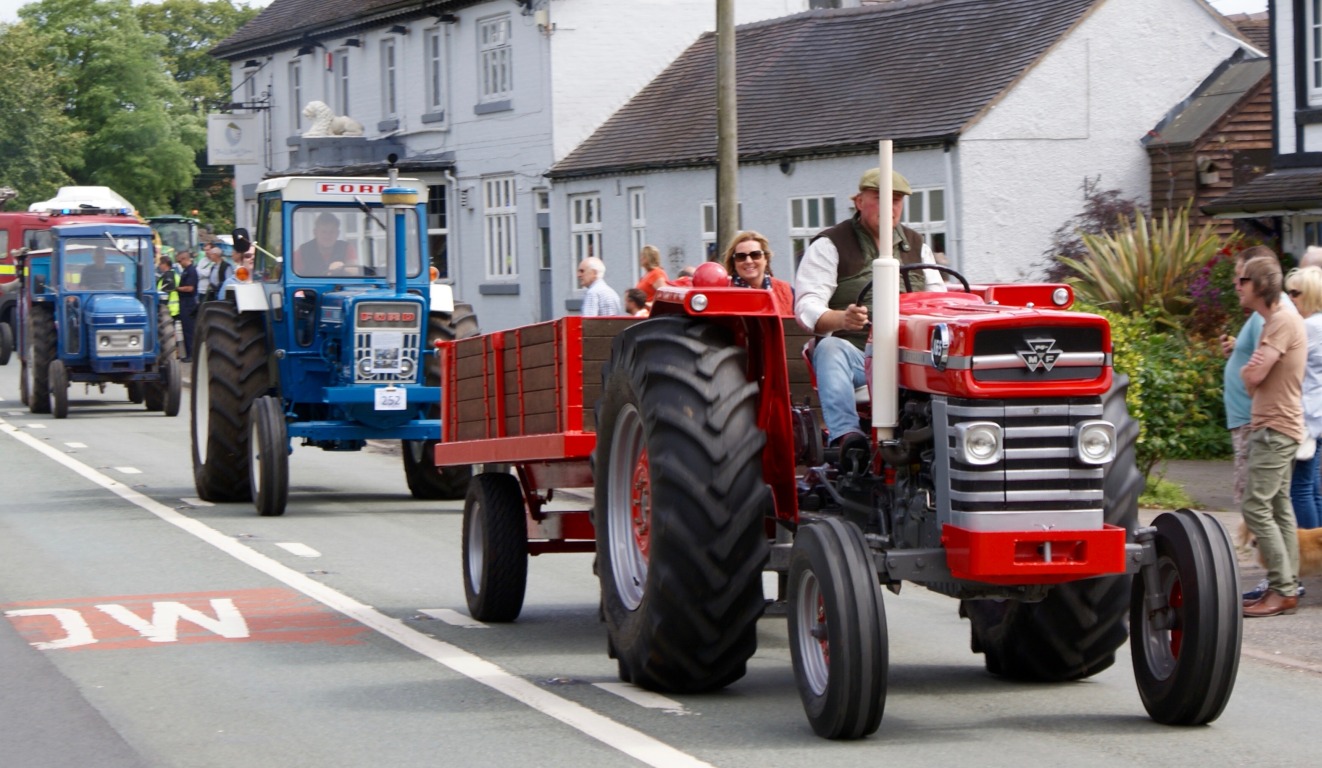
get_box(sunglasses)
[733,250,765,262]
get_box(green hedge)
[1088,305,1230,477]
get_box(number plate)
[374,386,406,411]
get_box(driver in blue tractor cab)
[295,211,358,276]
[79,245,124,290]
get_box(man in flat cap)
[794,167,945,464]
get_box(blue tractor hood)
[85,293,148,324]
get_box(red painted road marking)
[3,588,368,651]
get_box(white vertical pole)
[872,140,899,437]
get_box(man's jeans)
[811,336,867,443]
[1244,427,1301,596]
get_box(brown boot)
[1242,590,1299,618]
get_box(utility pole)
[715,0,738,260]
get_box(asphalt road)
[1,363,1320,768]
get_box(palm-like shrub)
[1058,206,1237,323]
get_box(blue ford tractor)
[14,223,180,418]
[190,163,478,516]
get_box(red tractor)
[435,224,1240,742]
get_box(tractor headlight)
[955,422,1002,465]
[357,358,373,378]
[399,357,415,377]
[100,337,110,348]
[1075,421,1116,465]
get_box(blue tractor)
[189,164,478,516]
[14,223,180,418]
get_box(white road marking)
[25,423,45,429]
[417,608,488,629]
[594,683,693,715]
[0,418,714,768]
[275,542,321,558]
[6,411,22,416]
[115,467,142,475]
[181,498,214,507]
[65,442,87,448]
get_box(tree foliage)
[0,23,83,209]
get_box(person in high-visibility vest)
[156,254,180,319]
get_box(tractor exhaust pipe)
[380,155,413,297]
[871,140,900,441]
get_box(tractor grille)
[935,396,1105,532]
[352,301,422,385]
[970,325,1106,383]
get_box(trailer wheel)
[162,356,181,417]
[249,395,289,517]
[1132,508,1241,725]
[960,374,1142,681]
[462,471,528,621]
[0,320,12,366]
[125,382,143,404]
[594,317,771,693]
[788,517,888,740]
[49,359,68,419]
[191,302,270,502]
[29,304,55,414]
[404,304,481,499]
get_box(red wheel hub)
[630,451,652,561]
[1168,579,1184,658]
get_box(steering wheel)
[856,263,971,308]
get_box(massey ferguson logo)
[1017,338,1062,372]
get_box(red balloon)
[693,261,730,287]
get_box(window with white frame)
[1310,0,1322,104]
[570,194,602,280]
[428,183,450,280]
[700,202,742,260]
[484,176,518,279]
[244,68,256,104]
[380,38,397,117]
[425,27,446,113]
[288,60,302,133]
[478,15,512,102]
[902,187,947,257]
[333,49,350,115]
[789,195,837,267]
[629,188,646,274]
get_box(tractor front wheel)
[49,359,68,419]
[462,471,528,621]
[594,317,770,693]
[249,395,289,517]
[191,302,269,502]
[29,304,55,414]
[0,320,12,366]
[1131,508,1241,725]
[788,517,888,740]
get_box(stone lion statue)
[302,101,365,137]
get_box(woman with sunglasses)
[1285,264,1322,532]
[721,230,793,316]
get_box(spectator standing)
[1287,265,1322,530]
[721,230,794,316]
[634,245,668,303]
[578,256,623,316]
[156,255,180,332]
[1238,250,1306,618]
[175,252,199,362]
[624,288,649,317]
[201,242,231,302]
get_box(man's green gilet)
[810,215,925,349]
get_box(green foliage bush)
[1088,305,1229,478]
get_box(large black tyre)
[191,302,270,502]
[19,358,30,406]
[1131,508,1241,725]
[249,396,289,517]
[161,356,181,417]
[144,305,178,412]
[0,320,12,365]
[960,374,1143,681]
[788,518,888,740]
[594,317,771,692]
[403,305,481,499]
[49,359,69,419]
[462,472,528,621]
[29,304,55,414]
[125,382,143,404]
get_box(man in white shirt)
[578,256,623,316]
[794,167,944,456]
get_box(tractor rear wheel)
[1132,508,1241,725]
[462,471,528,621]
[788,517,888,739]
[29,304,55,414]
[960,374,1142,681]
[49,359,68,419]
[191,302,270,502]
[594,317,771,693]
[249,395,289,517]
[0,320,12,365]
[403,305,481,499]
[144,305,178,412]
